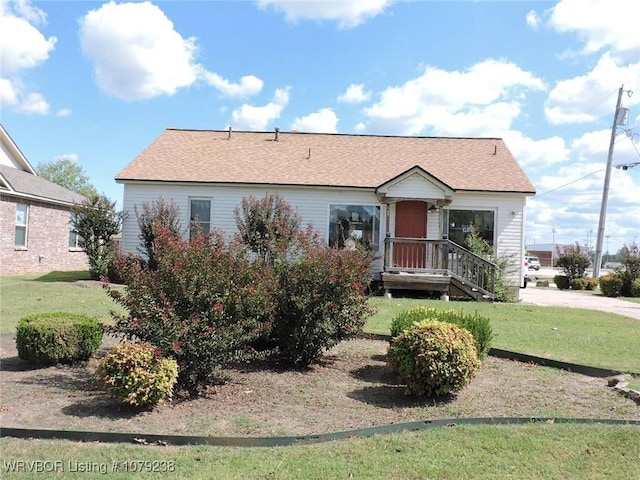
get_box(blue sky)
[2,0,639,254]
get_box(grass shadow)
[34,271,92,282]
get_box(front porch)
[382,238,498,301]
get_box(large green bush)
[555,242,591,281]
[107,227,275,391]
[553,274,570,290]
[16,312,103,364]
[390,306,492,360]
[388,320,480,396]
[631,277,640,297]
[273,244,373,368]
[599,273,623,297]
[95,342,178,407]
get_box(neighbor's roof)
[0,165,85,205]
[116,129,536,194]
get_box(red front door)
[394,201,427,268]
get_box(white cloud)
[338,83,371,104]
[0,0,54,114]
[257,0,392,28]
[55,153,79,162]
[231,87,291,131]
[549,0,640,62]
[544,53,640,125]
[291,108,338,133]
[198,69,263,98]
[361,59,545,136]
[525,10,540,30]
[502,130,570,170]
[56,108,72,118]
[80,1,198,101]
[15,91,49,115]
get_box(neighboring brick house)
[0,124,88,276]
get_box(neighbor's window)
[444,209,495,247]
[189,198,211,238]
[328,204,381,252]
[15,203,28,247]
[69,213,82,248]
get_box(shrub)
[273,244,373,368]
[388,320,480,396]
[16,312,102,364]
[630,277,640,297]
[234,193,303,265]
[553,274,570,290]
[570,278,587,290]
[135,198,182,271]
[599,273,624,297]
[390,306,492,360]
[584,277,599,291]
[95,342,178,407]
[555,243,591,281]
[106,227,275,391]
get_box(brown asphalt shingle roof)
[115,129,536,194]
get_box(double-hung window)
[15,203,28,248]
[189,198,212,238]
[69,213,82,249]
[328,204,381,252]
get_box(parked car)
[526,255,541,270]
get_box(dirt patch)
[1,335,637,438]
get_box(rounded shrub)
[630,277,640,297]
[95,342,178,407]
[599,273,624,297]
[553,275,570,290]
[584,277,599,291]
[390,306,492,360]
[16,312,103,365]
[570,278,587,290]
[387,319,480,397]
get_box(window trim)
[189,197,212,238]
[68,213,83,250]
[15,202,28,248]
[327,203,382,252]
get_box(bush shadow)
[33,271,92,282]
[347,384,455,409]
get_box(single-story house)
[0,124,88,275]
[116,128,536,300]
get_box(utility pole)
[593,85,631,278]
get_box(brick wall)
[1,195,89,276]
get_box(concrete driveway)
[519,284,640,320]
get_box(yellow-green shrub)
[389,306,492,360]
[16,312,102,365]
[388,320,480,396]
[95,342,178,407]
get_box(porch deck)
[382,238,497,301]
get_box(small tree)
[555,242,591,281]
[618,242,640,296]
[135,198,182,270]
[72,194,125,279]
[38,157,98,198]
[234,193,302,264]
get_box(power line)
[534,169,604,199]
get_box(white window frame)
[69,213,82,249]
[15,202,28,248]
[189,197,212,238]
[327,203,381,252]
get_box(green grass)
[0,272,123,334]
[365,297,640,373]
[1,424,639,479]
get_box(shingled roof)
[0,165,85,205]
[116,129,536,194]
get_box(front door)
[394,201,427,268]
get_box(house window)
[328,204,381,252]
[444,209,495,247]
[69,213,82,249]
[15,203,28,247]
[189,198,211,237]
